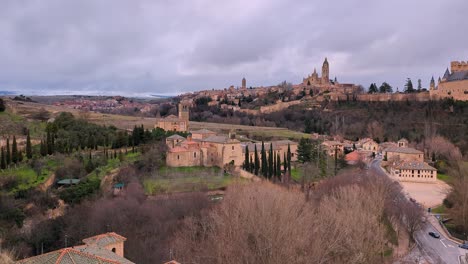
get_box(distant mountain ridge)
[0,91,16,95]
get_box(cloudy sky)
[1,0,467,96]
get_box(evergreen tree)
[368,83,378,93]
[304,119,312,133]
[334,146,338,176]
[273,151,277,179]
[26,130,32,159]
[268,143,274,179]
[6,138,10,165]
[297,138,312,163]
[283,152,287,174]
[254,144,260,175]
[261,141,267,178]
[0,147,5,169]
[249,155,254,173]
[244,146,250,170]
[319,151,327,177]
[40,139,47,157]
[287,143,292,173]
[18,150,23,162]
[379,82,393,93]
[12,136,18,164]
[276,153,281,179]
[404,78,415,93]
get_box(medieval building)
[155,102,190,132]
[17,232,133,264]
[386,139,437,183]
[303,58,330,86]
[430,60,468,101]
[165,129,298,168]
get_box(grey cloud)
[0,0,467,96]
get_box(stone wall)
[259,100,302,114]
[432,79,468,101]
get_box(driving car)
[459,244,468,249]
[428,231,440,238]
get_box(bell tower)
[321,57,329,84]
[178,103,189,122]
[430,76,435,90]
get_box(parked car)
[428,232,440,238]
[459,244,468,249]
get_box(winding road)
[369,158,466,264]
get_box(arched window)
[112,248,116,253]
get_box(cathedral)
[303,58,330,86]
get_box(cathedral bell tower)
[321,57,329,84]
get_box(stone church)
[430,60,468,101]
[165,130,298,169]
[155,102,190,132]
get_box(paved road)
[369,158,465,264]
[414,223,462,264]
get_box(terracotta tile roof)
[202,135,239,144]
[82,232,127,248]
[16,247,133,264]
[395,161,436,171]
[191,129,216,134]
[385,147,423,154]
[166,134,186,140]
[168,146,191,153]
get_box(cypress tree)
[40,139,46,157]
[254,144,260,175]
[249,155,254,173]
[18,150,23,162]
[26,130,32,159]
[283,152,287,174]
[0,147,5,169]
[268,143,274,179]
[244,146,250,170]
[276,153,281,179]
[287,143,292,173]
[12,136,18,164]
[6,138,10,165]
[261,141,267,178]
[273,150,277,179]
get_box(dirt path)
[38,173,56,192]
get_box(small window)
[232,146,234,150]
[177,155,180,160]
[112,248,116,253]
[194,152,197,158]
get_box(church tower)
[430,76,435,90]
[242,77,246,89]
[321,57,329,84]
[178,103,189,121]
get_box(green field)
[91,151,141,180]
[0,110,46,138]
[437,173,452,184]
[143,166,238,195]
[0,158,58,194]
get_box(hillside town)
[2,1,468,263]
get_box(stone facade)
[390,161,437,183]
[430,60,468,101]
[166,133,298,168]
[155,103,190,132]
[321,141,344,156]
[303,58,330,86]
[385,147,424,162]
[386,139,437,183]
